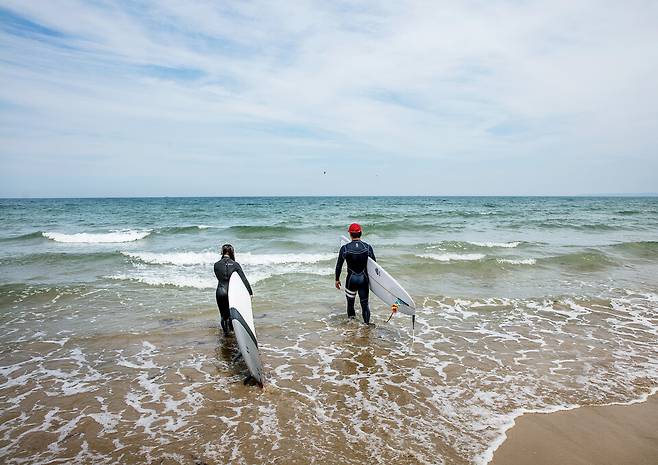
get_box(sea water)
[1,197,657,464]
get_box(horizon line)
[2,193,657,200]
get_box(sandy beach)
[491,393,658,465]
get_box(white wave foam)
[109,257,331,289]
[109,272,217,290]
[123,251,217,265]
[496,258,536,265]
[419,253,485,262]
[117,341,160,369]
[123,251,334,266]
[89,396,120,432]
[240,252,335,266]
[44,230,151,243]
[469,241,521,248]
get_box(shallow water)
[1,197,657,464]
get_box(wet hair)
[349,231,362,239]
[221,243,235,261]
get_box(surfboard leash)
[410,314,416,354]
[386,303,399,323]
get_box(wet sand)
[490,393,658,465]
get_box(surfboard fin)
[412,314,415,331]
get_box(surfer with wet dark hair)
[335,223,376,324]
[214,244,253,336]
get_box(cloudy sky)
[1,0,657,197]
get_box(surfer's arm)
[235,265,254,296]
[335,245,346,281]
[368,245,376,262]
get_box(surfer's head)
[348,223,362,239]
[221,243,235,260]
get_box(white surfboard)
[340,236,416,317]
[228,272,265,386]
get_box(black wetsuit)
[335,239,376,324]
[214,256,253,335]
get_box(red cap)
[348,223,362,234]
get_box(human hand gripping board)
[228,272,265,387]
[340,236,416,326]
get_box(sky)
[1,0,657,197]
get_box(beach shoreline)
[2,197,657,464]
[489,390,658,465]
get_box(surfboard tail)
[230,307,265,386]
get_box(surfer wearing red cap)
[335,223,377,324]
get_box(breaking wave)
[43,230,152,243]
[418,253,486,262]
[122,251,334,266]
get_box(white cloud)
[1,0,657,196]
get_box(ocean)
[1,196,657,464]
